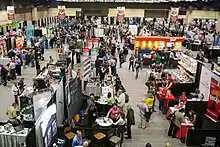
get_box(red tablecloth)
[176,123,193,139]
[166,106,181,117]
[166,108,172,117]
[164,94,175,108]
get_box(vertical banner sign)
[205,78,220,121]
[83,56,91,79]
[91,48,98,68]
[26,25,34,47]
[58,6,66,20]
[7,6,15,20]
[116,7,125,21]
[170,7,179,22]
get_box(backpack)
[127,108,135,125]
[125,93,129,103]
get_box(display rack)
[173,53,197,83]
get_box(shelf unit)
[174,53,197,83]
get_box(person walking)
[135,57,141,79]
[126,105,135,139]
[0,65,8,86]
[119,50,124,68]
[12,82,19,105]
[128,54,135,72]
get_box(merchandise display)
[172,66,194,83]
[178,53,197,74]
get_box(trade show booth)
[134,36,184,50]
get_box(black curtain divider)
[195,61,203,88]
[172,83,197,97]
[185,101,208,117]
[186,129,220,147]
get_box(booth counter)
[134,36,184,50]
[0,127,29,147]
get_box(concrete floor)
[0,49,57,122]
[117,61,186,147]
[0,49,186,147]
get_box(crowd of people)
[1,16,215,147]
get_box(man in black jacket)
[126,105,135,139]
[0,65,8,86]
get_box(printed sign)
[116,7,125,21]
[170,7,179,22]
[205,78,220,121]
[58,6,66,20]
[7,6,15,20]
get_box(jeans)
[127,125,132,138]
[159,99,164,111]
[129,62,134,71]
[168,121,179,138]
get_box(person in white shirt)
[117,89,125,112]
[113,112,126,143]
[109,57,116,76]
[137,99,149,129]
[9,59,16,80]
[12,82,19,105]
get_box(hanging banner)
[205,79,220,122]
[57,6,66,20]
[26,25,34,46]
[170,7,179,22]
[116,7,125,21]
[7,6,15,20]
[87,38,100,49]
[16,37,24,49]
[83,56,91,79]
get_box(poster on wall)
[116,7,125,21]
[170,7,179,22]
[7,6,15,20]
[205,79,220,122]
[57,6,66,20]
[128,25,138,36]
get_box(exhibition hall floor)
[117,61,186,147]
[0,49,186,147]
[0,49,57,122]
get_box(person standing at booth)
[86,93,96,128]
[168,108,185,138]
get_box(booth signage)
[116,7,125,21]
[7,6,15,20]
[170,7,179,22]
[205,79,220,121]
[57,6,66,20]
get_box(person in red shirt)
[179,92,187,105]
[107,104,121,122]
[166,74,174,89]
[164,90,175,109]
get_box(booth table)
[166,107,178,117]
[176,119,194,139]
[0,128,29,147]
[0,57,10,66]
[96,117,113,127]
[86,83,102,97]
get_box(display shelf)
[178,61,197,74]
[178,53,197,75]
[177,65,195,80]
